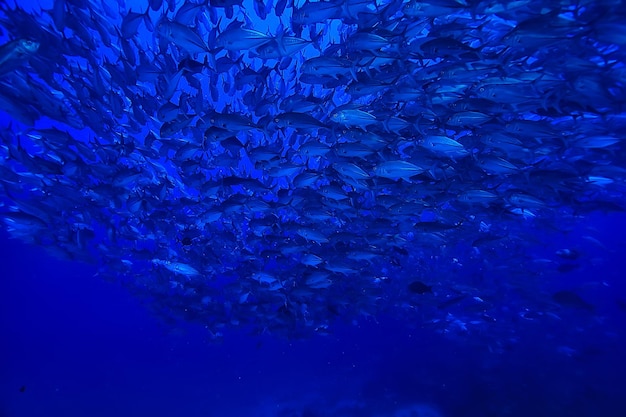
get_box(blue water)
[2,219,625,417]
[2,0,626,416]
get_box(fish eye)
[479,87,485,93]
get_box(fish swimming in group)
[0,0,624,339]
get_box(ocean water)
[1,0,626,416]
[2,222,625,417]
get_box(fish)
[156,18,209,54]
[292,0,342,26]
[301,56,356,80]
[120,8,151,39]
[330,105,377,128]
[300,253,324,267]
[552,290,594,312]
[555,249,579,260]
[274,112,326,131]
[421,135,469,159]
[152,259,201,277]
[0,38,39,75]
[214,21,273,51]
[255,35,312,59]
[0,0,622,340]
[305,271,332,289]
[457,190,498,205]
[374,161,425,180]
[332,162,370,180]
[408,281,433,295]
[297,228,329,244]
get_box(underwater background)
[1,0,626,416]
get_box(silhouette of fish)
[552,290,594,312]
[408,281,433,295]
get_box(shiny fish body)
[157,18,208,54]
[421,136,469,159]
[374,161,425,180]
[215,26,272,51]
[332,162,370,180]
[330,106,377,128]
[0,38,39,75]
[152,259,201,276]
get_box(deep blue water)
[2,216,626,417]
[2,0,626,416]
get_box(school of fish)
[0,0,624,339]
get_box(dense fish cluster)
[0,0,624,338]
